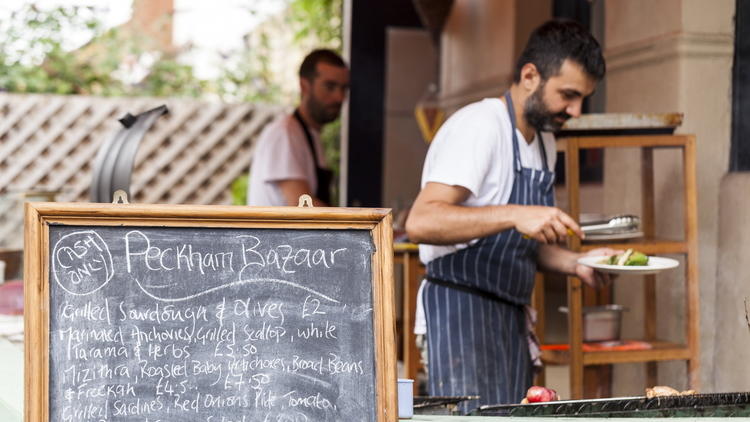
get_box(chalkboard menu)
[25,203,396,422]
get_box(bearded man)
[248,49,349,206]
[405,20,614,412]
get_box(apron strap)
[293,109,331,203]
[425,275,517,306]
[503,91,548,172]
[293,109,322,167]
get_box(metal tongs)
[581,214,640,234]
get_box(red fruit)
[525,386,557,403]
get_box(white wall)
[713,173,750,391]
[382,28,436,213]
[604,0,735,395]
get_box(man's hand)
[513,206,583,244]
[575,248,621,288]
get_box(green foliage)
[217,0,343,105]
[141,59,207,98]
[0,5,205,97]
[0,2,344,206]
[231,174,249,205]
[216,30,284,104]
[288,0,343,49]
[0,2,344,99]
[0,5,111,94]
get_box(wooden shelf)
[580,238,687,254]
[556,134,693,151]
[542,341,691,366]
[394,243,425,394]
[537,133,701,398]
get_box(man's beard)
[523,84,571,132]
[307,95,341,126]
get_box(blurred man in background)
[248,49,349,206]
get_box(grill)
[413,396,478,415]
[474,392,750,417]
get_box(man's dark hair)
[513,19,605,83]
[299,49,347,81]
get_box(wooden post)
[683,136,701,390]
[532,273,546,387]
[565,137,585,399]
[398,245,425,394]
[641,147,658,387]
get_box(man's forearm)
[406,201,519,245]
[406,182,582,245]
[536,244,579,275]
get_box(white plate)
[583,231,644,242]
[577,255,680,275]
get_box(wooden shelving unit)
[542,341,692,366]
[394,242,425,394]
[538,133,700,399]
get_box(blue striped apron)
[423,92,555,412]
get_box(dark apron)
[423,92,555,412]
[293,110,333,204]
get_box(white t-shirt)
[247,113,328,206]
[418,97,556,264]
[414,97,556,334]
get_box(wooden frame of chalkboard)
[24,202,397,422]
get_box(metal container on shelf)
[559,304,627,342]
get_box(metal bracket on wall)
[90,105,169,203]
